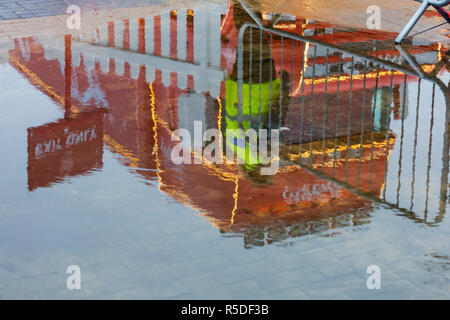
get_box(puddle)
[0,2,449,299]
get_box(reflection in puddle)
[5,2,449,248]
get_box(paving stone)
[226,280,272,299]
[0,272,65,298]
[0,12,19,19]
[300,273,366,299]
[255,266,327,293]
[180,273,234,299]
[94,286,153,299]
[264,247,310,272]
[215,260,278,286]
[268,287,310,300]
[138,274,192,299]
[300,248,354,278]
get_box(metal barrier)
[395,0,450,43]
[237,21,449,225]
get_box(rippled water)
[0,2,449,299]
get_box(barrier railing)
[237,22,449,225]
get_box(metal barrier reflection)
[236,19,449,225]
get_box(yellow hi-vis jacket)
[225,77,281,171]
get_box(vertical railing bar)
[424,84,436,217]
[288,40,295,155]
[369,65,381,192]
[409,78,421,211]
[382,70,395,201]
[269,32,273,130]
[258,28,263,125]
[437,81,449,222]
[298,41,307,159]
[345,57,355,183]
[396,74,408,207]
[357,60,368,189]
[333,54,342,178]
[278,36,284,129]
[321,49,329,171]
[237,24,245,128]
[309,45,317,167]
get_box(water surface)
[0,2,449,299]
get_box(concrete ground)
[0,0,200,37]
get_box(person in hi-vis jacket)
[223,3,290,183]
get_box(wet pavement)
[0,0,164,20]
[0,1,449,299]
